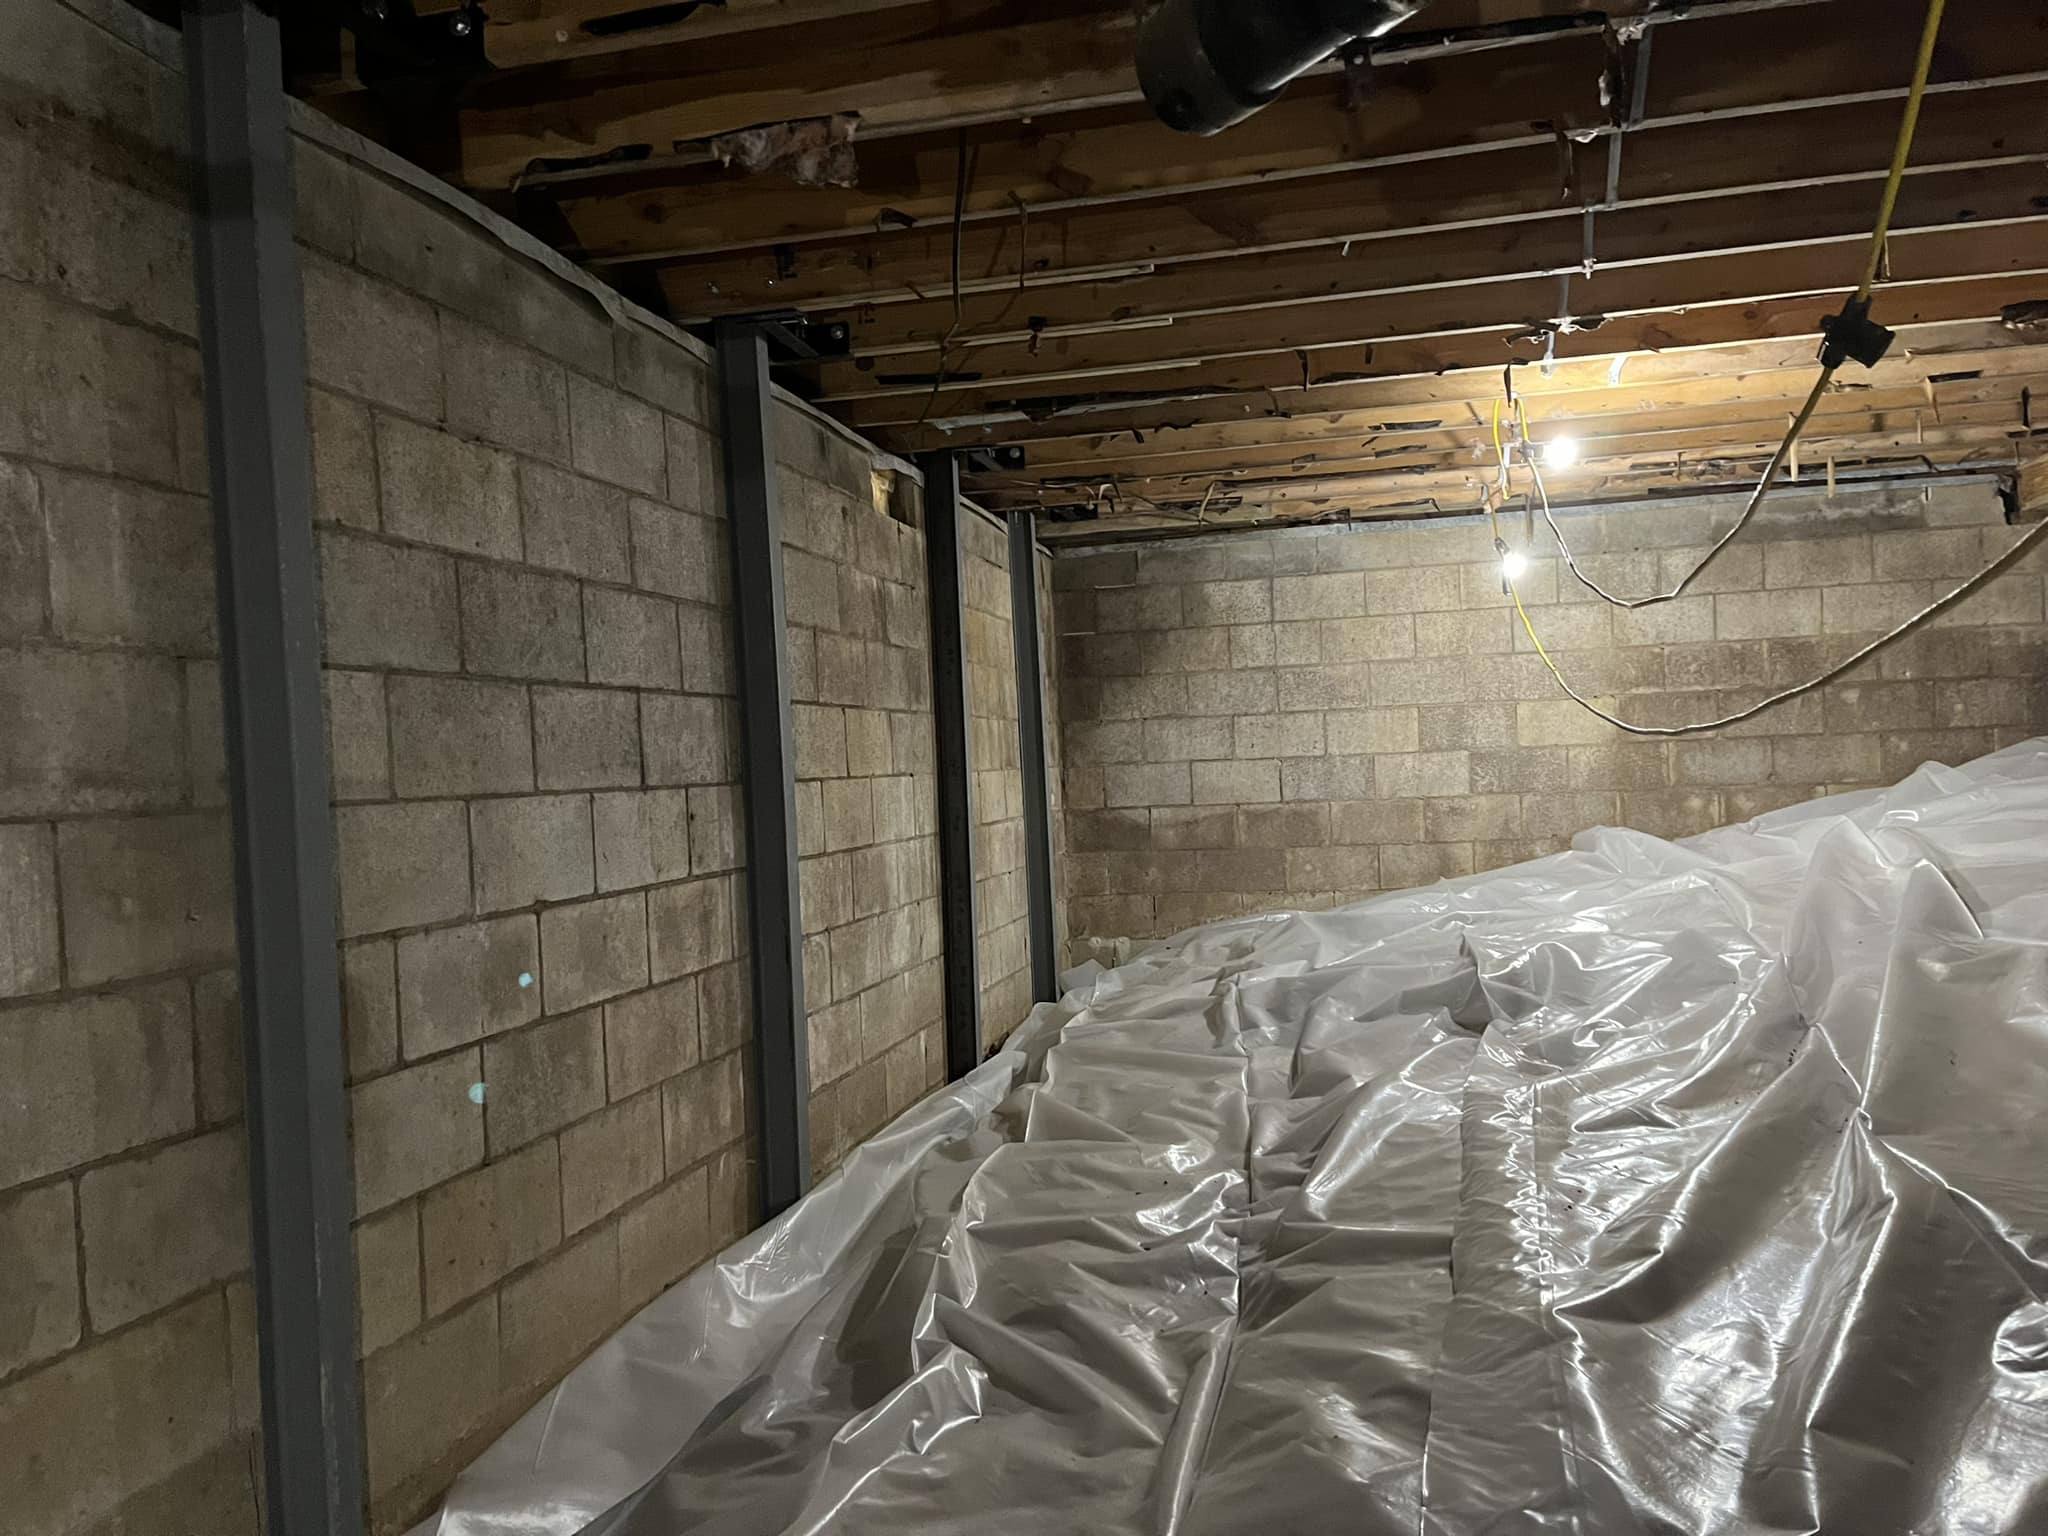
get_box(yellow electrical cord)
[1490,0,2009,737]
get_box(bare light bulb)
[1542,436,1580,469]
[1501,549,1528,581]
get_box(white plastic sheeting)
[419,740,2048,1536]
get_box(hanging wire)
[1524,0,1949,610]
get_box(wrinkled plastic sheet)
[419,740,2048,1536]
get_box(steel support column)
[1007,511,1060,1003]
[183,4,364,1533]
[715,321,811,1216]
[919,452,984,1076]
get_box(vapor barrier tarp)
[418,739,2048,1536]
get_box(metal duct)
[1137,0,1431,134]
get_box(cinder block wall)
[782,414,949,1178]
[0,2,1042,1532]
[964,512,1036,1051]
[1052,481,2047,961]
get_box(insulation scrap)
[709,113,858,188]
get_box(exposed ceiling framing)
[300,0,2048,542]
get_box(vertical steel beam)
[1007,511,1060,1003]
[182,4,364,1533]
[714,321,811,1216]
[919,452,984,1076]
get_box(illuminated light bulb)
[1501,549,1528,581]
[1542,436,1581,469]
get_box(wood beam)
[646,80,2048,315]
[829,272,2048,426]
[804,215,2048,398]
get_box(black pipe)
[1137,0,1431,134]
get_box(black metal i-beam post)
[183,4,365,1533]
[919,452,984,1076]
[1007,511,1060,1003]
[715,321,811,1216]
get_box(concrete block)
[1380,842,1475,888]
[361,1295,499,1504]
[1423,794,1522,842]
[1194,848,1285,890]
[500,1224,621,1395]
[792,703,848,781]
[389,676,534,798]
[1936,677,2040,729]
[1182,578,1272,626]
[1331,797,1424,845]
[1763,534,1871,588]
[1141,717,1229,764]
[1603,595,1714,649]
[0,1292,230,1536]
[689,784,741,874]
[1932,566,2041,628]
[643,693,735,786]
[0,645,184,816]
[1821,581,1934,636]
[1374,751,1470,799]
[630,499,720,604]
[1716,588,1820,640]
[343,939,401,1080]
[309,388,378,531]
[815,633,872,708]
[593,788,692,892]
[1512,600,1611,654]
[57,813,233,986]
[420,1138,561,1315]
[520,462,632,585]
[1271,572,1365,622]
[317,529,460,672]
[619,1166,711,1306]
[534,687,642,790]
[336,799,471,939]
[1621,789,1724,840]
[460,563,585,682]
[1516,698,1619,747]
[540,893,650,1013]
[1323,707,1417,757]
[808,997,862,1088]
[1146,626,1231,675]
[843,709,891,778]
[1418,703,1516,752]
[186,970,242,1128]
[1095,585,1182,632]
[1463,557,1557,610]
[0,1181,79,1376]
[1106,761,1191,808]
[0,460,44,639]
[484,1009,607,1154]
[586,587,681,689]
[802,853,852,935]
[1284,845,1378,894]
[376,415,520,560]
[1185,669,1278,717]
[1151,806,1237,850]
[1319,614,1415,662]
[649,877,735,982]
[1471,745,1569,794]
[1414,607,1513,657]
[300,253,441,422]
[1191,758,1280,806]
[1234,713,1324,759]
[324,668,391,801]
[1365,565,1462,614]
[398,916,541,1060]
[1875,627,1988,681]
[1567,741,1673,790]
[471,794,595,913]
[1521,790,1620,836]
[443,316,569,463]
[1769,733,1882,785]
[44,472,213,651]
[695,958,752,1063]
[1280,754,1373,801]
[605,979,701,1101]
[1236,802,1325,847]
[1667,738,1769,786]
[568,375,669,498]
[1276,662,1372,712]
[665,415,719,514]
[1664,639,1769,691]
[1878,728,1999,781]
[615,326,711,423]
[1226,624,1276,669]
[662,1051,745,1169]
[821,779,874,852]
[350,1048,484,1216]
[0,822,59,998]
[678,601,737,696]
[354,1202,421,1356]
[78,1128,246,1331]
[1655,544,1759,595]
[1068,720,1144,766]
[1822,680,1932,734]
